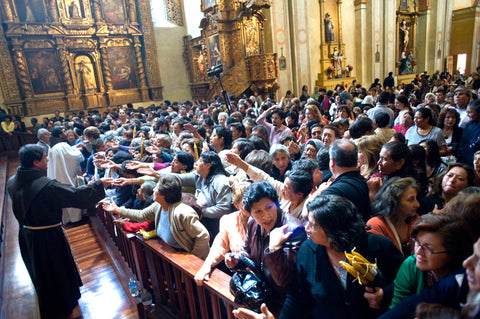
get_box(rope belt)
[23,222,62,230]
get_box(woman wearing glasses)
[390,213,472,308]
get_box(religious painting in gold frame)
[107,46,138,90]
[208,35,221,67]
[242,16,260,57]
[101,0,126,24]
[25,49,64,94]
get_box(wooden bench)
[93,206,238,319]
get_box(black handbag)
[229,253,269,313]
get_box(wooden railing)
[0,132,36,153]
[94,207,238,319]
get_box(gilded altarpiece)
[396,0,418,82]
[183,0,277,101]
[0,0,162,116]
[315,1,352,90]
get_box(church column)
[11,46,33,98]
[354,0,369,85]
[371,0,383,81]
[384,0,396,78]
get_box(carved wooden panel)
[0,0,162,114]
[184,0,277,100]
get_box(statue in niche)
[324,13,334,42]
[25,0,35,22]
[244,18,259,56]
[196,50,206,78]
[399,20,410,54]
[69,1,82,18]
[329,47,342,71]
[77,61,95,92]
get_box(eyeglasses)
[412,239,448,256]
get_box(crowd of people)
[7,67,480,319]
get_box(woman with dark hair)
[390,213,472,307]
[234,195,404,319]
[1,115,14,135]
[377,141,415,179]
[405,108,447,156]
[181,137,202,161]
[368,177,420,256]
[173,151,232,239]
[393,111,414,136]
[210,125,233,153]
[437,108,462,157]
[419,139,447,181]
[226,181,306,316]
[249,134,270,152]
[419,163,475,214]
[394,95,412,126]
[368,141,415,201]
[102,174,210,259]
[230,122,246,140]
[231,138,254,160]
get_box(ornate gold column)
[12,46,33,98]
[57,45,74,95]
[133,36,148,99]
[99,45,113,92]
[0,0,14,22]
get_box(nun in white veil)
[47,142,85,224]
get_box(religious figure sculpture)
[25,0,35,22]
[69,1,81,18]
[196,51,206,78]
[324,13,334,42]
[332,47,342,71]
[399,20,409,53]
[77,61,95,92]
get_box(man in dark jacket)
[321,139,371,221]
[7,144,112,318]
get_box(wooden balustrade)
[0,132,36,153]
[95,207,238,319]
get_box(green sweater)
[390,255,425,308]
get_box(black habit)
[7,167,105,318]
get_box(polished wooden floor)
[1,157,138,319]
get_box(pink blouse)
[204,211,247,267]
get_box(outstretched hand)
[233,303,274,319]
[102,200,120,215]
[269,224,291,251]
